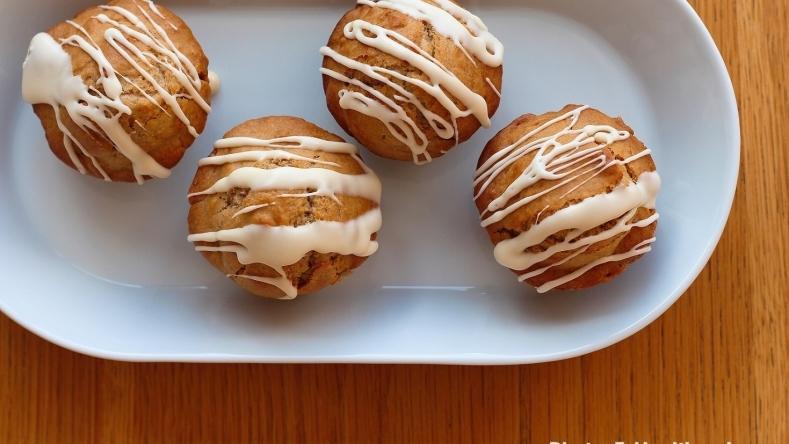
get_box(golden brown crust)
[188,116,380,299]
[32,0,211,182]
[475,105,658,291]
[322,2,503,162]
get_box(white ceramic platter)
[0,0,739,364]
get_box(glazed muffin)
[187,116,383,300]
[22,0,215,184]
[474,105,661,293]
[321,0,504,164]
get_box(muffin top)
[22,0,212,183]
[474,105,661,292]
[188,116,383,299]
[321,0,503,163]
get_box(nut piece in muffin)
[187,116,383,300]
[321,0,504,164]
[22,0,215,184]
[474,105,661,293]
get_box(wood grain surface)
[2,1,787,443]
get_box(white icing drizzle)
[191,210,381,300]
[188,135,382,299]
[530,238,656,294]
[197,149,339,168]
[232,203,273,219]
[22,1,210,184]
[485,77,501,98]
[474,106,661,292]
[189,165,382,204]
[115,70,167,112]
[208,70,220,95]
[320,0,502,164]
[214,136,358,153]
[133,120,148,133]
[357,0,503,67]
[145,0,178,30]
[95,5,210,135]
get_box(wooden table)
[2,1,787,442]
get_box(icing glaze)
[320,0,502,164]
[188,165,382,203]
[530,238,656,294]
[189,137,381,203]
[22,1,210,183]
[485,77,502,98]
[474,106,661,292]
[214,136,358,154]
[357,0,503,66]
[232,203,272,219]
[144,0,176,30]
[190,210,382,300]
[188,134,382,299]
[208,70,221,95]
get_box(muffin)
[474,105,661,293]
[187,116,383,300]
[320,0,504,164]
[22,0,215,184]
